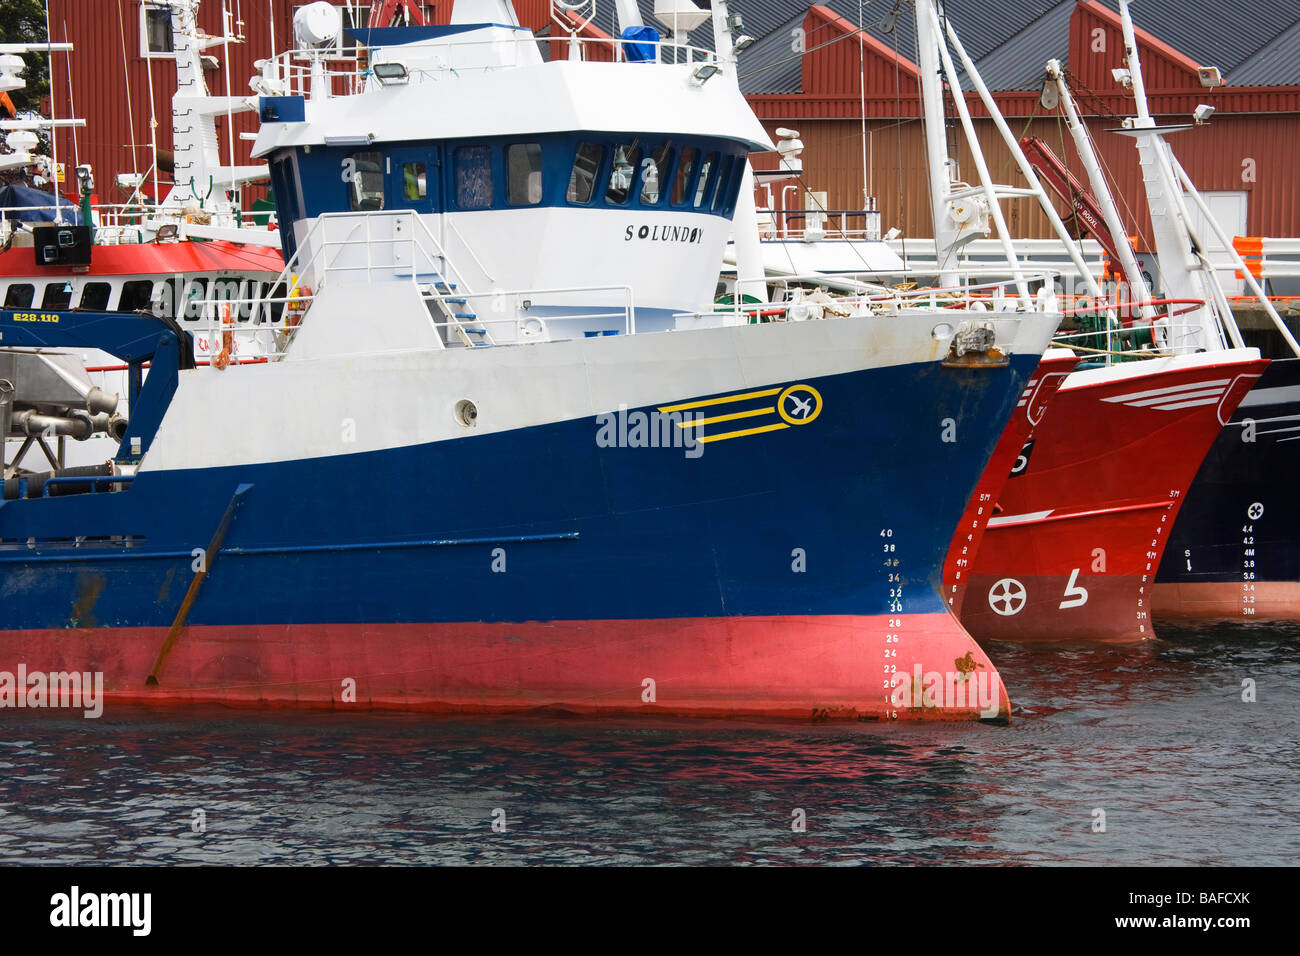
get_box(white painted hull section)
[142,309,1062,473]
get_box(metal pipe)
[0,379,13,465]
[9,409,94,441]
[89,412,130,441]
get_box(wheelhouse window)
[712,156,735,212]
[42,281,72,310]
[566,143,604,204]
[402,162,427,201]
[347,151,385,211]
[78,282,112,311]
[671,147,697,207]
[3,283,34,309]
[721,157,745,214]
[693,152,719,208]
[455,146,494,209]
[507,144,543,205]
[639,144,673,205]
[140,3,174,58]
[605,143,642,205]
[119,280,156,313]
[182,279,209,322]
[270,156,301,224]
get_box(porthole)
[454,399,478,428]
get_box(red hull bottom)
[1153,582,1300,622]
[0,613,1010,722]
[961,502,1175,642]
[963,571,1157,642]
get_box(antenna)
[44,0,62,222]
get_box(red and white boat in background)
[958,350,1266,642]
[942,349,1078,617]
[1,0,283,474]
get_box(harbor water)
[1,620,1295,866]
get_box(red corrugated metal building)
[741,1,1300,242]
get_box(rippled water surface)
[2,621,1296,865]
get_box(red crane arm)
[1019,135,1125,266]
[368,1,429,28]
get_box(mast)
[713,0,765,306]
[1045,60,1155,325]
[921,0,1030,305]
[158,0,266,226]
[914,0,958,284]
[1114,0,1296,357]
[1113,0,1231,352]
[938,18,1108,309]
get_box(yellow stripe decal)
[677,406,775,429]
[657,387,782,414]
[697,422,790,444]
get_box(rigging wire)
[117,0,140,186]
[60,19,78,171]
[735,26,858,82]
[43,0,60,218]
[858,1,869,205]
[1055,66,1154,255]
[891,1,906,269]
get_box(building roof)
[966,0,1076,91]
[1233,18,1300,87]
[736,6,807,94]
[732,0,1300,94]
[1087,0,1300,80]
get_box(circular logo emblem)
[777,384,823,426]
[1247,502,1264,521]
[988,578,1027,616]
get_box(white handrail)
[256,32,718,101]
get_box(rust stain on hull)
[69,573,107,629]
[157,566,177,606]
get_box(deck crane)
[1019,135,1148,326]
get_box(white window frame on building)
[139,1,175,58]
